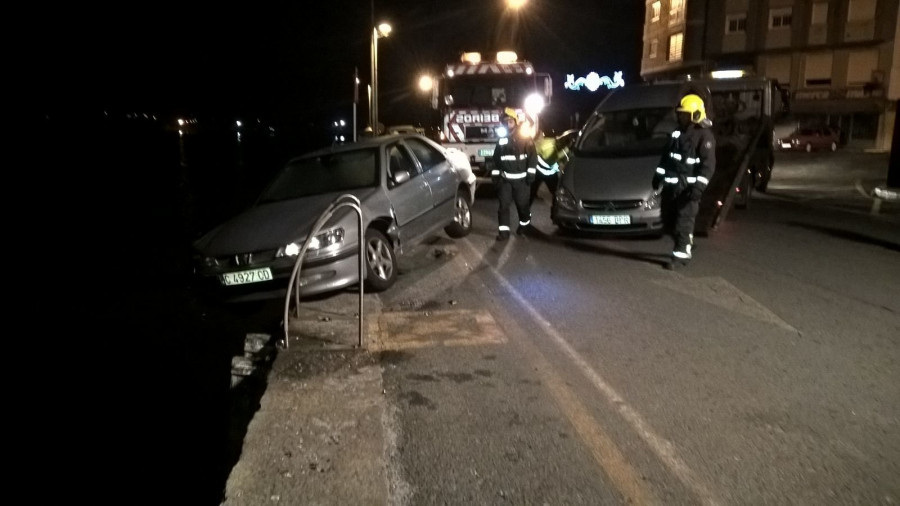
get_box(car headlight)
[555,186,578,211]
[643,190,662,210]
[277,227,345,257]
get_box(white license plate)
[221,267,273,286]
[590,215,631,225]
[478,148,494,157]
[780,143,792,149]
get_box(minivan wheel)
[445,191,472,238]
[364,229,397,292]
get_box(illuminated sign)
[564,71,625,92]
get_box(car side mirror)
[392,169,411,185]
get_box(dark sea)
[35,112,326,504]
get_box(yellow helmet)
[676,94,706,123]
[504,107,519,124]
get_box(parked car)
[192,133,476,303]
[778,126,839,152]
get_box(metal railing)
[281,194,366,349]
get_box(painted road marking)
[463,237,722,506]
[372,309,506,351]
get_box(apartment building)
[641,0,898,151]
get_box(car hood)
[567,155,659,201]
[194,189,379,256]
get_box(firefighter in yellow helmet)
[653,93,716,268]
[491,107,537,240]
[530,132,568,205]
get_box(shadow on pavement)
[786,221,900,253]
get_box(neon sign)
[564,71,625,92]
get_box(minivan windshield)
[576,107,676,157]
[258,149,379,203]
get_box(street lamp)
[370,22,391,134]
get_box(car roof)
[289,133,435,162]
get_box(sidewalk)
[220,292,391,506]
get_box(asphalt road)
[361,152,898,504]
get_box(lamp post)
[370,22,391,134]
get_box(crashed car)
[192,133,476,302]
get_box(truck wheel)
[805,143,812,153]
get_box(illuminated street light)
[371,22,392,134]
[507,0,528,9]
[418,75,434,93]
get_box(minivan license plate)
[590,215,631,225]
[221,267,273,286]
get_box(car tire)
[445,190,472,238]
[829,141,837,152]
[364,229,397,292]
[805,143,812,153]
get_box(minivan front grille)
[581,200,643,211]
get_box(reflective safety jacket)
[655,122,716,190]
[492,132,537,182]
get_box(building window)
[811,3,828,25]
[769,7,792,29]
[848,0,876,21]
[668,32,684,62]
[804,52,833,87]
[651,1,661,22]
[726,14,747,34]
[669,0,685,26]
[649,38,659,58]
[846,49,879,85]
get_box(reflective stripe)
[500,155,517,161]
[696,176,709,185]
[490,170,500,176]
[671,131,681,138]
[670,153,683,161]
[664,177,680,184]
[519,154,528,160]
[519,220,531,226]
[686,176,697,184]
[498,225,510,231]
[672,250,691,259]
[686,157,700,164]
[537,164,559,176]
[498,138,509,145]
[503,171,527,179]
[656,167,666,175]
[526,168,536,174]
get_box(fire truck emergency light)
[461,52,482,64]
[496,51,518,64]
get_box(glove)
[492,175,501,185]
[526,175,535,185]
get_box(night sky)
[30,0,644,129]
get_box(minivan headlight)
[555,187,578,211]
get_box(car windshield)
[258,148,379,203]
[576,107,675,157]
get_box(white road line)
[463,237,722,506]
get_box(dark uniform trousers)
[662,181,700,249]
[498,178,532,231]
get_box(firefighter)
[530,133,565,205]
[492,108,537,240]
[653,93,716,268]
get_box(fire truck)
[430,51,552,177]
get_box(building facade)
[641,0,898,151]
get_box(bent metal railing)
[282,194,365,350]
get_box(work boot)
[516,224,530,236]
[496,231,510,241]
[672,243,692,261]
